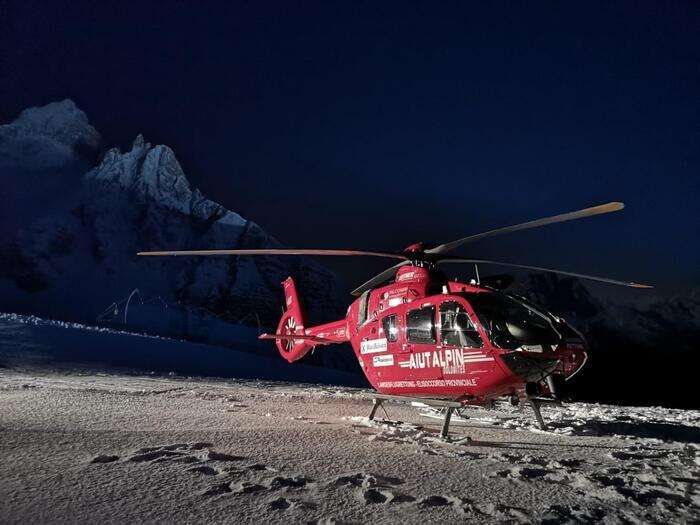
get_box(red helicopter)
[139,202,651,439]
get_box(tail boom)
[260,277,348,363]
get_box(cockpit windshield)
[464,292,559,350]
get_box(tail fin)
[260,277,348,362]
[272,277,314,363]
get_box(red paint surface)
[264,266,587,404]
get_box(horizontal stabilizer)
[259,333,333,344]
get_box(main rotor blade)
[351,261,411,296]
[426,202,625,255]
[259,333,332,343]
[438,258,652,288]
[137,249,408,260]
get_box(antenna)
[474,264,480,285]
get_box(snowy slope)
[0,312,364,386]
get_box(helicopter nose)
[499,352,561,383]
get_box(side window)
[440,301,483,348]
[407,306,436,344]
[381,314,398,342]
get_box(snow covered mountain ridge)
[86,134,245,227]
[0,100,352,371]
[0,99,100,170]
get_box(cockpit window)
[381,314,398,342]
[406,305,436,344]
[465,292,559,349]
[440,301,483,348]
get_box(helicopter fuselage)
[141,201,643,425]
[277,264,587,404]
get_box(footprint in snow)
[553,458,585,469]
[332,472,414,506]
[494,452,524,462]
[388,492,416,504]
[268,496,318,511]
[521,455,549,466]
[187,465,219,476]
[540,503,608,524]
[91,454,119,464]
[268,475,312,489]
[269,497,291,510]
[128,442,214,463]
[359,487,416,505]
[477,503,530,523]
[518,467,550,479]
[419,495,451,507]
[231,481,267,494]
[246,463,277,472]
[204,450,245,462]
[333,472,404,489]
[98,442,246,475]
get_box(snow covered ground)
[0,313,698,524]
[0,312,363,386]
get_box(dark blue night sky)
[2,1,698,295]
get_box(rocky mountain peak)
[0,99,100,152]
[132,134,147,149]
[85,135,242,226]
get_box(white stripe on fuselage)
[397,357,494,368]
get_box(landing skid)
[526,395,562,430]
[368,394,465,441]
[367,393,563,438]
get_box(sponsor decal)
[387,297,403,307]
[383,287,408,298]
[396,270,420,282]
[360,338,388,354]
[316,327,346,339]
[372,354,394,367]
[378,378,478,388]
[397,349,494,374]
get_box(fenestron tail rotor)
[137,201,651,293]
